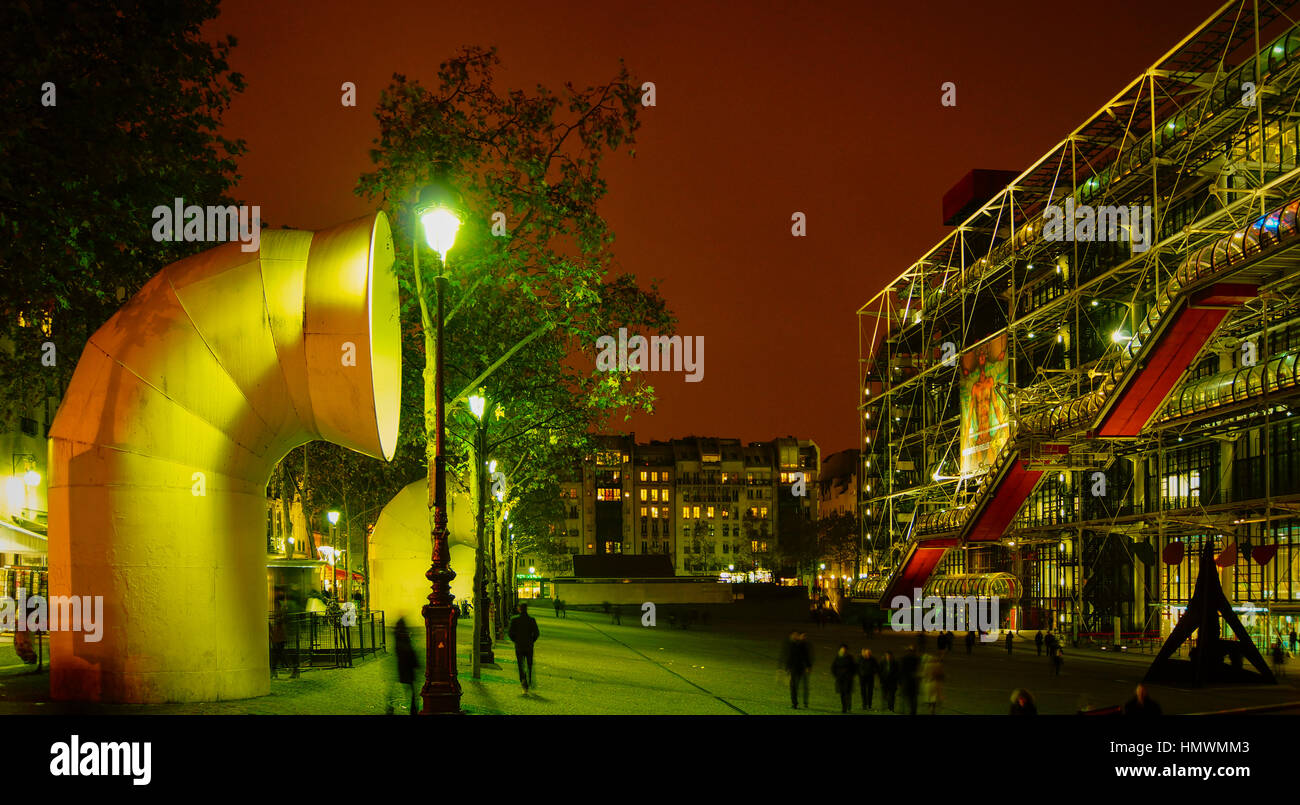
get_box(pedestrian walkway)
[3,611,1297,714]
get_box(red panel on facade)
[882,540,958,603]
[966,462,1044,542]
[1098,306,1230,437]
[1190,283,1258,308]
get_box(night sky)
[211,0,1220,456]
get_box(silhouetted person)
[388,617,419,715]
[781,631,813,709]
[917,630,927,653]
[879,651,899,712]
[965,630,976,654]
[612,605,621,625]
[1051,646,1064,676]
[1290,629,1297,655]
[1005,630,1014,655]
[559,599,567,618]
[508,602,541,693]
[899,647,921,716]
[858,648,878,710]
[1009,688,1037,715]
[920,653,944,714]
[1122,684,1162,715]
[270,607,287,679]
[831,644,857,713]
[1035,631,1044,656]
[553,598,561,618]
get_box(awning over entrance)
[0,519,47,555]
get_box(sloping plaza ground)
[2,607,1298,715]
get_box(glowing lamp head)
[420,207,461,257]
[327,510,341,525]
[415,181,462,259]
[469,395,487,420]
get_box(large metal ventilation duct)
[47,213,400,703]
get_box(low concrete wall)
[553,577,733,606]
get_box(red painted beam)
[881,539,957,603]
[1190,283,1258,308]
[1098,306,1229,437]
[967,462,1044,542]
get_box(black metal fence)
[269,609,386,676]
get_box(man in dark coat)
[508,602,541,693]
[899,647,921,716]
[965,630,976,654]
[831,644,857,713]
[879,651,899,712]
[857,648,879,710]
[1035,630,1044,655]
[1005,630,1014,654]
[781,631,813,709]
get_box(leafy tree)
[0,0,246,425]
[354,47,675,676]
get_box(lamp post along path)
[415,183,463,715]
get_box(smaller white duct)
[48,213,400,703]
[369,479,476,626]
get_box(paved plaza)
[3,608,1298,715]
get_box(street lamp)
[467,391,495,667]
[325,510,342,596]
[415,179,464,715]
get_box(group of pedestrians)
[781,633,943,715]
[1035,630,1066,675]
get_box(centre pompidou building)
[858,0,1300,648]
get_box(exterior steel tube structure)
[47,213,400,703]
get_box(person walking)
[1289,628,1297,656]
[553,598,561,618]
[1035,630,1044,656]
[831,644,857,713]
[388,617,419,715]
[508,602,541,693]
[1051,646,1064,676]
[1005,630,1014,655]
[899,647,921,716]
[1009,688,1037,715]
[920,654,944,715]
[858,648,878,710]
[781,631,813,709]
[269,607,287,679]
[879,651,898,712]
[559,599,566,619]
[965,630,976,655]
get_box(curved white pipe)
[47,213,400,703]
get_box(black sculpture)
[1144,543,1276,685]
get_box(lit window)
[640,471,648,482]
[761,507,768,517]
[652,507,660,518]
[663,489,670,502]
[707,506,715,519]
[640,506,648,517]
[682,506,689,519]
[651,471,659,482]
[693,506,701,519]
[597,488,621,501]
[640,488,647,501]
[651,489,659,502]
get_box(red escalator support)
[966,460,1044,542]
[1098,283,1256,437]
[881,538,958,604]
